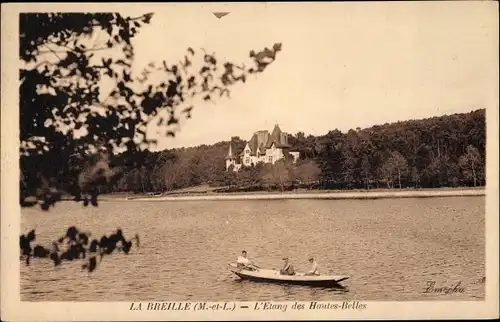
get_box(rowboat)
[228,263,349,288]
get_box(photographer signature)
[424,277,485,294]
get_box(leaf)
[167,117,178,126]
[142,13,153,24]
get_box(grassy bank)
[95,186,485,202]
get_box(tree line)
[94,108,485,194]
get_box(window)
[268,156,273,163]
[245,158,250,164]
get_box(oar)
[221,264,237,281]
[336,277,349,283]
[227,261,259,267]
[228,262,260,270]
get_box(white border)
[1,2,499,321]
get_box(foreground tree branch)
[20,12,282,210]
[20,226,140,273]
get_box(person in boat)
[236,250,257,270]
[305,257,320,276]
[280,257,296,276]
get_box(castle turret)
[225,143,234,159]
[225,142,236,171]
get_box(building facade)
[225,124,300,171]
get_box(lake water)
[21,196,485,301]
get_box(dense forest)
[90,108,485,194]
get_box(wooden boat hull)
[228,264,349,288]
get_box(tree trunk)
[398,169,401,189]
[472,166,477,187]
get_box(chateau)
[225,124,300,171]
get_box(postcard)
[1,1,499,321]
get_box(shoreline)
[98,188,485,202]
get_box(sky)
[91,2,499,149]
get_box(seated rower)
[279,257,296,276]
[236,250,257,270]
[305,257,320,276]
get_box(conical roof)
[265,124,289,148]
[225,142,234,160]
